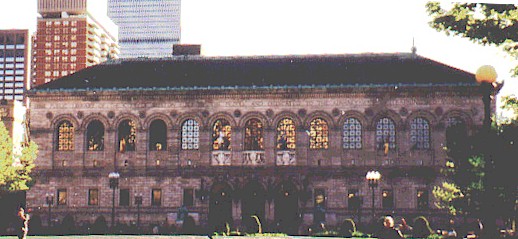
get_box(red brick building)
[33,0,119,86]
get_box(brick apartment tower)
[33,0,119,86]
[0,29,30,101]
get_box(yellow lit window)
[276,118,296,150]
[56,120,74,151]
[309,118,328,149]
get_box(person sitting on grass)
[377,216,404,239]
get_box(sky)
[0,0,517,110]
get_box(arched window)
[86,120,104,151]
[343,117,362,149]
[276,118,296,150]
[118,119,136,152]
[446,116,467,149]
[56,120,74,151]
[410,117,430,149]
[212,119,231,150]
[446,116,466,129]
[376,117,396,150]
[149,120,167,151]
[244,118,264,150]
[181,119,199,150]
[309,118,329,149]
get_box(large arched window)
[149,120,167,151]
[446,116,467,149]
[276,118,296,150]
[244,118,264,150]
[181,119,199,150]
[86,120,104,151]
[309,118,329,149]
[343,117,362,149]
[212,119,231,150]
[376,117,396,150]
[56,120,74,151]
[118,119,136,152]
[410,117,430,149]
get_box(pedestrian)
[378,216,404,239]
[16,206,29,239]
[398,217,413,236]
[444,218,458,239]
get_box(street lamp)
[45,193,54,228]
[134,193,143,229]
[366,171,381,222]
[475,65,498,132]
[475,65,498,238]
[108,172,120,230]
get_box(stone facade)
[26,83,487,233]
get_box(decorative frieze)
[276,150,296,166]
[242,151,265,166]
[211,151,231,166]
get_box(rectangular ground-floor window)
[88,189,99,206]
[348,189,361,210]
[417,189,429,209]
[183,188,194,207]
[57,189,67,206]
[152,189,162,206]
[119,188,129,206]
[382,189,394,209]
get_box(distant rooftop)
[32,53,476,92]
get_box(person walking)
[378,216,405,239]
[16,206,29,239]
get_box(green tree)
[0,120,37,192]
[426,2,518,76]
[433,97,518,236]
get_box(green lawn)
[0,236,377,239]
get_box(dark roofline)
[32,52,477,92]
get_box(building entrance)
[274,181,300,235]
[208,182,233,233]
[240,180,266,233]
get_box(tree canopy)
[0,120,37,192]
[433,98,518,234]
[426,2,518,76]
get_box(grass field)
[0,236,377,239]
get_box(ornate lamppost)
[475,65,498,238]
[108,172,120,230]
[45,193,54,228]
[475,65,498,132]
[366,171,381,222]
[134,193,143,229]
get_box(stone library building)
[25,53,490,234]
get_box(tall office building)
[0,30,30,101]
[33,0,120,86]
[108,0,181,58]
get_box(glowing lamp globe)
[475,65,497,84]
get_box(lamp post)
[134,193,143,229]
[475,65,498,238]
[475,65,498,132]
[45,193,54,228]
[108,172,120,230]
[366,171,381,222]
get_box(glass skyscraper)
[108,0,181,58]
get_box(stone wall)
[26,85,486,232]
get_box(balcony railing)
[242,151,265,166]
[211,151,231,166]
[276,150,296,166]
